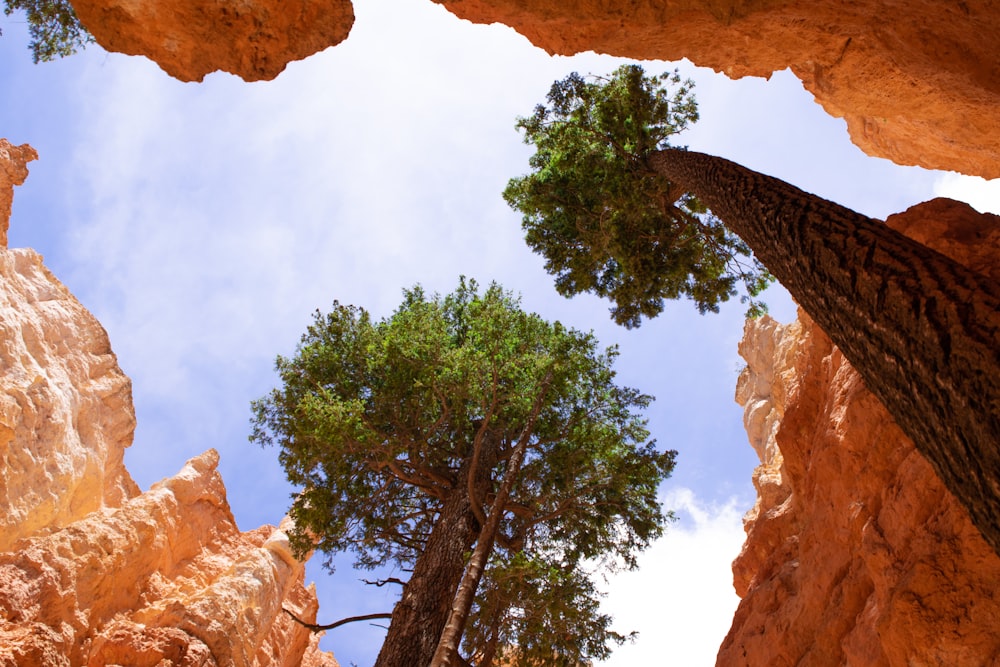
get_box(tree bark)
[649,148,1000,555]
[374,436,499,667]
[431,375,551,666]
[430,439,529,667]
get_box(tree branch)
[282,607,393,633]
[468,390,501,530]
[362,577,407,588]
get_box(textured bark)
[431,440,529,667]
[374,437,499,667]
[649,148,1000,555]
[433,378,550,666]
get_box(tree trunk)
[374,437,499,667]
[649,148,1000,555]
[430,438,530,667]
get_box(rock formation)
[0,140,137,552]
[0,144,337,666]
[71,0,355,82]
[721,199,1000,665]
[0,140,37,248]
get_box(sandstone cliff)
[0,144,337,666]
[722,199,1000,666]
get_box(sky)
[2,1,998,665]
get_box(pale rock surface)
[0,143,337,665]
[720,199,1000,665]
[0,141,137,551]
[430,0,1000,178]
[71,0,355,82]
[0,451,338,667]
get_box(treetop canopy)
[504,64,772,327]
[251,278,676,663]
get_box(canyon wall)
[0,143,337,667]
[721,199,1000,666]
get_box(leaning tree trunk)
[649,148,1000,556]
[374,436,499,667]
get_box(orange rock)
[430,0,1000,178]
[71,0,355,82]
[0,167,138,549]
[0,451,338,667]
[1,142,136,550]
[0,140,37,248]
[721,200,1000,665]
[65,0,999,174]
[885,198,1000,282]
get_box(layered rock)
[71,0,355,81]
[431,0,1000,178]
[0,141,137,551]
[0,144,336,665]
[721,199,1000,665]
[0,451,336,667]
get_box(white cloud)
[932,172,1000,215]
[600,488,747,666]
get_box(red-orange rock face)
[71,0,355,81]
[720,200,1000,666]
[431,0,1000,178]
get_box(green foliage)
[3,0,92,62]
[504,64,773,328]
[251,278,676,663]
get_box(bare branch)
[362,577,407,588]
[282,607,393,633]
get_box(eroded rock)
[71,0,355,82]
[63,0,999,173]
[0,140,137,549]
[0,140,37,249]
[721,199,1000,665]
[0,451,338,667]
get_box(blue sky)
[2,1,997,664]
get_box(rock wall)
[721,199,1000,666]
[0,451,336,667]
[0,144,337,666]
[71,0,355,82]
